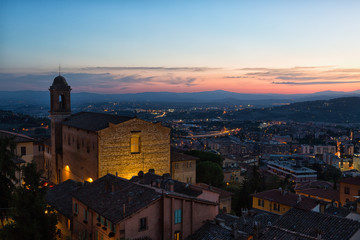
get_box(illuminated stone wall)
[98,118,170,179]
[62,126,98,182]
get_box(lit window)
[139,217,147,231]
[174,231,181,240]
[174,209,182,224]
[131,133,140,153]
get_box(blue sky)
[1,1,360,93]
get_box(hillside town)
[2,75,360,240]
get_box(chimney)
[297,195,302,204]
[156,179,161,188]
[168,180,174,192]
[116,171,118,177]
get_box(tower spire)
[59,64,61,76]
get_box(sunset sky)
[1,1,360,94]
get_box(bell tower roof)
[50,75,70,90]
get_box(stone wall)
[98,118,170,179]
[62,126,98,182]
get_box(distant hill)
[0,89,359,108]
[230,97,360,123]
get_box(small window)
[111,222,116,232]
[21,146,26,156]
[84,209,88,222]
[345,187,350,195]
[139,217,147,231]
[174,209,182,224]
[131,134,140,153]
[74,203,78,215]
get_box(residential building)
[171,151,197,184]
[252,189,320,215]
[314,145,336,155]
[47,174,218,240]
[267,161,317,183]
[0,129,35,163]
[339,177,360,205]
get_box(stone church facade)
[49,75,170,183]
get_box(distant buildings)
[267,161,317,183]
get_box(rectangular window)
[131,134,140,153]
[84,209,88,222]
[345,187,350,194]
[139,217,147,231]
[174,231,181,240]
[174,209,182,224]
[74,203,78,215]
[111,222,116,232]
[21,146,26,156]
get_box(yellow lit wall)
[252,196,291,215]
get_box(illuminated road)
[183,128,239,138]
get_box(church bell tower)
[49,74,71,183]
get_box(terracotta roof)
[131,171,202,198]
[340,177,360,186]
[260,226,318,240]
[264,208,360,240]
[171,151,199,162]
[46,179,80,219]
[297,188,339,202]
[186,221,233,240]
[252,189,319,211]
[295,180,334,191]
[72,174,161,224]
[0,130,35,143]
[194,183,234,198]
[62,112,133,132]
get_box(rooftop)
[340,177,360,186]
[0,130,35,143]
[262,208,360,240]
[72,174,161,224]
[252,189,320,211]
[46,179,80,219]
[171,151,199,162]
[62,112,133,132]
[297,188,339,202]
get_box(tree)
[0,163,58,240]
[0,137,18,227]
[196,161,224,187]
[185,150,223,166]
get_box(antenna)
[59,65,61,76]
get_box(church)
[49,75,170,183]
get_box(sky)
[1,0,360,94]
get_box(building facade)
[49,75,170,183]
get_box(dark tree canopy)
[0,163,58,240]
[0,137,18,227]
